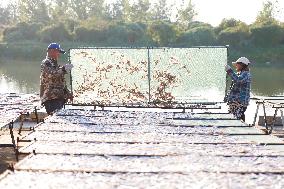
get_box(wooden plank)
[232,135,284,144]
[19,141,284,156]
[14,154,284,174]
[55,112,236,120]
[33,122,263,135]
[44,117,247,127]
[23,131,276,144]
[222,127,264,135]
[1,171,284,189]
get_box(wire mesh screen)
[70,47,227,105]
[149,48,227,103]
[70,48,149,104]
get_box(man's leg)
[43,99,65,115]
[228,102,247,122]
[240,106,247,122]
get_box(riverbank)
[0,42,284,65]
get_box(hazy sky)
[0,0,283,26]
[190,0,284,26]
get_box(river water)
[1,59,283,96]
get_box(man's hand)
[225,64,231,72]
[64,64,74,72]
[69,94,74,102]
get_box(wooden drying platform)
[1,108,284,188]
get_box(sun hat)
[47,43,65,54]
[232,57,250,65]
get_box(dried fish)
[69,48,227,105]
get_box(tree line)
[0,0,284,63]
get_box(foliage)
[18,0,50,23]
[130,0,151,22]
[250,22,284,47]
[176,0,197,29]
[255,0,278,24]
[0,0,284,65]
[0,7,12,25]
[176,26,216,47]
[74,27,107,43]
[218,24,250,48]
[70,0,106,20]
[106,22,151,46]
[49,0,76,22]
[188,21,213,30]
[3,22,42,42]
[151,0,171,21]
[147,21,176,46]
[38,23,73,43]
[215,18,246,34]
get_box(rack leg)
[271,108,278,134]
[252,103,260,126]
[18,114,24,135]
[9,121,19,161]
[262,103,270,134]
[281,109,284,130]
[34,106,39,124]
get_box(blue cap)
[47,43,65,54]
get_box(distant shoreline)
[0,42,284,66]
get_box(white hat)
[232,57,250,65]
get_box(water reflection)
[250,66,284,96]
[0,59,284,96]
[0,60,41,93]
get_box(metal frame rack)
[67,46,229,109]
[0,93,41,164]
[252,96,284,134]
[2,108,284,188]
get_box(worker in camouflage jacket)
[40,43,73,115]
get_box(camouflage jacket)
[40,57,70,104]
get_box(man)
[40,43,73,115]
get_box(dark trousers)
[228,103,247,122]
[43,99,65,115]
[240,107,247,122]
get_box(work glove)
[225,64,231,72]
[64,64,74,72]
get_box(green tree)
[176,0,197,28]
[215,18,244,34]
[3,22,41,42]
[18,0,50,23]
[6,3,20,24]
[0,7,11,25]
[255,0,277,24]
[39,23,72,42]
[50,0,75,22]
[188,21,212,30]
[105,1,121,20]
[218,24,250,48]
[106,0,132,21]
[130,0,151,22]
[88,0,106,18]
[151,0,171,21]
[69,0,89,20]
[147,21,176,46]
[176,26,216,47]
[250,23,284,47]
[69,0,106,20]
